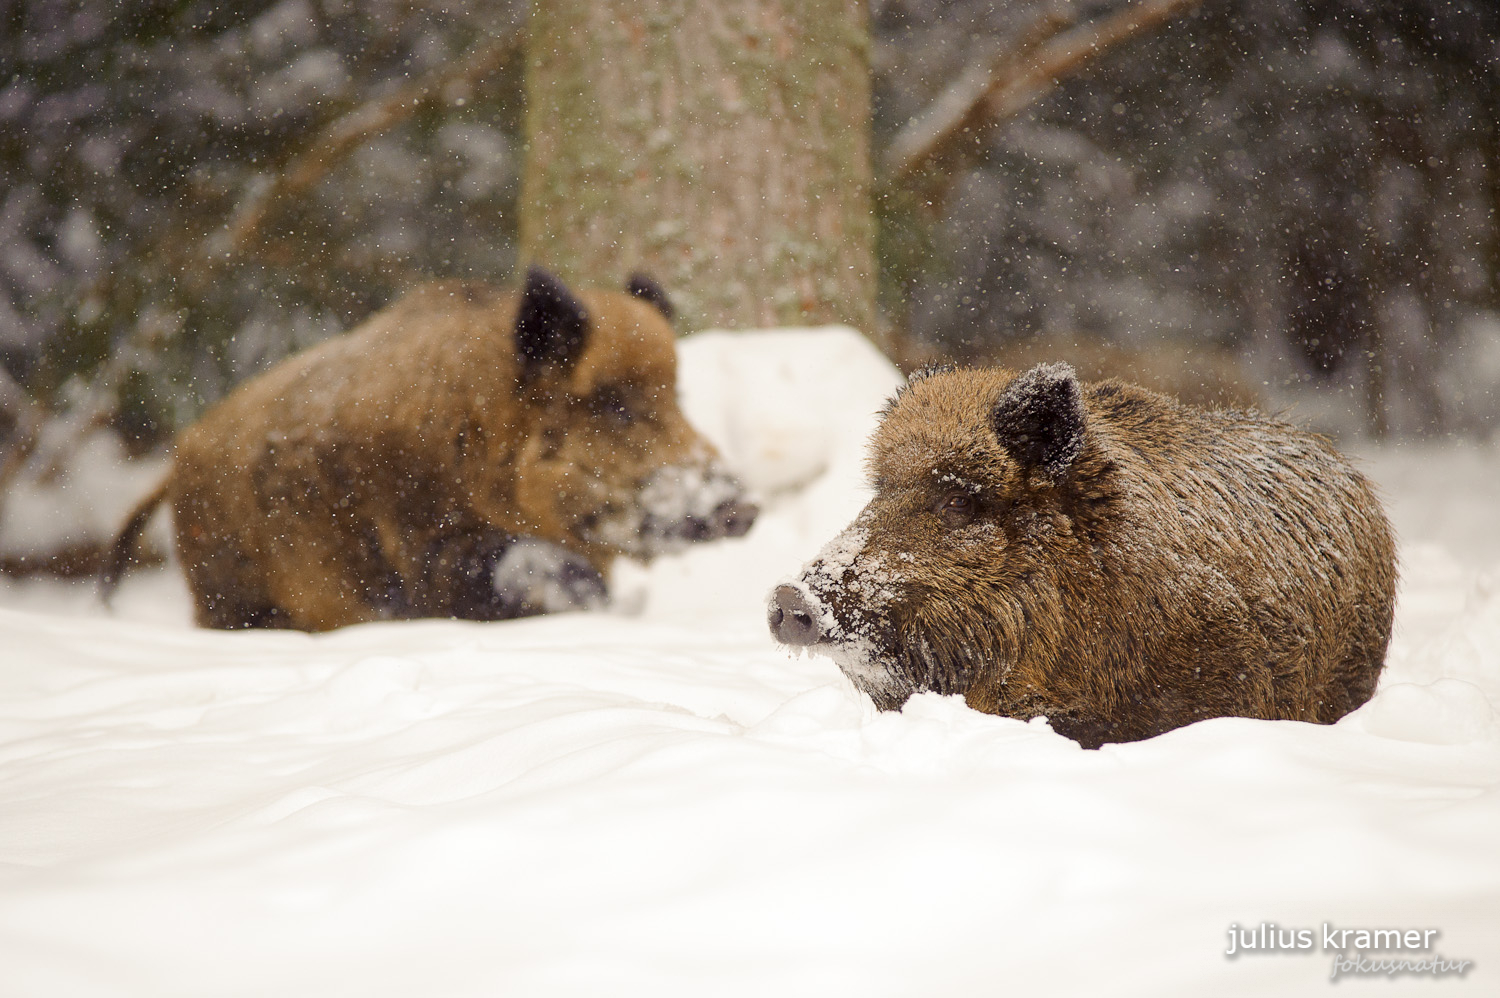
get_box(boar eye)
[936,492,976,526]
[588,385,634,426]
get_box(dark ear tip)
[992,362,1086,481]
[524,265,563,293]
[516,266,588,380]
[626,272,675,321]
[1025,360,1078,387]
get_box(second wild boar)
[104,268,756,630]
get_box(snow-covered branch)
[884,0,1201,192]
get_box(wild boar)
[104,268,756,630]
[768,362,1395,748]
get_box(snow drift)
[1,327,1497,997]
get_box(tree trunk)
[520,0,875,335]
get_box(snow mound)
[0,429,170,556]
[1,327,1498,997]
[678,324,901,503]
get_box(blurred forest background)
[1,0,1497,524]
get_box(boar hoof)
[769,584,821,646]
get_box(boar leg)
[173,486,296,630]
[417,529,516,621]
[184,542,294,630]
[418,531,607,621]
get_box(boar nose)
[769,584,821,646]
[677,498,759,542]
[715,498,757,538]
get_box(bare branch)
[884,6,1075,184]
[884,0,1200,192]
[206,30,524,270]
[33,31,524,497]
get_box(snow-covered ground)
[1,329,1497,997]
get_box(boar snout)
[660,496,757,543]
[710,497,758,539]
[634,464,758,553]
[768,583,822,646]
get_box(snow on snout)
[799,524,903,620]
[774,523,903,643]
[586,459,752,557]
[638,460,745,527]
[775,521,912,703]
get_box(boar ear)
[626,272,675,322]
[515,267,589,382]
[991,363,1086,481]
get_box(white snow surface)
[2,327,1498,996]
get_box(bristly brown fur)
[879,361,958,419]
[104,274,749,631]
[785,363,1397,749]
